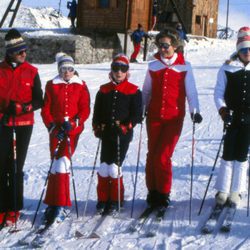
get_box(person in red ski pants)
[41,53,90,223]
[142,28,202,210]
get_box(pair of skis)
[201,203,237,234]
[129,206,167,237]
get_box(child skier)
[214,26,250,207]
[92,54,142,214]
[142,28,202,212]
[41,53,90,223]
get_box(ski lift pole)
[58,0,62,16]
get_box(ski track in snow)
[1,38,250,249]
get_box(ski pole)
[83,139,101,218]
[198,128,226,215]
[66,134,79,218]
[189,116,196,224]
[32,138,62,228]
[247,147,250,217]
[131,110,145,218]
[12,116,18,231]
[117,135,121,215]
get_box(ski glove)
[115,121,133,135]
[219,107,233,127]
[61,120,72,132]
[56,129,65,141]
[191,113,203,124]
[47,122,56,134]
[5,100,32,115]
[93,124,105,138]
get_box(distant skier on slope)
[41,53,90,223]
[0,29,43,226]
[214,26,250,208]
[67,0,77,28]
[92,54,142,215]
[142,28,202,212]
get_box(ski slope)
[1,38,250,249]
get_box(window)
[99,0,110,8]
[195,15,201,24]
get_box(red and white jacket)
[0,60,42,126]
[143,52,200,121]
[41,75,90,134]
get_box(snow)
[1,4,250,249]
[1,36,250,249]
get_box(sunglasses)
[157,42,171,50]
[239,47,250,54]
[111,63,129,73]
[60,67,75,73]
[14,50,27,56]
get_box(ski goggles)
[239,47,250,54]
[14,49,27,56]
[111,63,129,73]
[60,66,75,73]
[157,42,171,50]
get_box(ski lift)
[50,0,62,18]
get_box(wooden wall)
[77,0,152,33]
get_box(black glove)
[93,124,105,139]
[61,120,72,132]
[191,113,203,124]
[219,107,233,127]
[6,100,32,115]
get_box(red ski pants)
[145,119,183,194]
[130,42,141,60]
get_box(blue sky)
[22,0,250,31]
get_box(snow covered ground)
[1,37,250,249]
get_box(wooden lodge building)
[76,0,219,38]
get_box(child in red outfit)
[92,54,142,214]
[41,53,90,223]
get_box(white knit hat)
[55,52,74,71]
[236,27,250,52]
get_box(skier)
[41,53,90,223]
[130,24,150,63]
[67,0,77,28]
[0,29,43,225]
[175,23,189,54]
[92,54,142,214]
[214,26,250,208]
[142,28,202,212]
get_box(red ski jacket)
[41,75,90,135]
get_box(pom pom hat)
[55,52,74,72]
[236,27,250,52]
[5,29,27,55]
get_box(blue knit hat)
[5,29,27,54]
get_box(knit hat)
[55,52,74,71]
[236,26,250,52]
[5,29,27,54]
[112,53,129,65]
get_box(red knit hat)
[112,53,129,65]
[236,26,250,52]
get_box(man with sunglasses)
[0,29,43,226]
[214,26,250,209]
[142,28,202,212]
[92,54,142,214]
[41,53,90,223]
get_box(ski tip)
[220,226,230,233]
[201,227,213,235]
[88,232,101,239]
[146,232,156,238]
[75,230,86,238]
